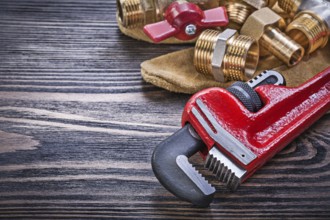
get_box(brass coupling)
[241,8,304,66]
[219,0,278,29]
[117,0,159,28]
[286,5,330,54]
[117,0,219,28]
[219,0,254,29]
[277,0,327,16]
[194,29,259,82]
[277,0,301,15]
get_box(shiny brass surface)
[117,0,219,28]
[241,7,304,66]
[243,0,277,9]
[117,0,142,28]
[194,29,259,82]
[224,35,259,80]
[117,0,157,28]
[219,0,254,29]
[219,0,278,29]
[286,12,329,54]
[260,26,304,66]
[277,0,327,16]
[194,29,219,78]
[285,2,330,54]
[277,0,301,15]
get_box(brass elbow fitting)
[219,0,278,29]
[117,0,219,28]
[241,7,304,67]
[194,29,259,82]
[286,4,330,54]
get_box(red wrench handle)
[250,67,330,176]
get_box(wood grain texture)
[0,0,329,219]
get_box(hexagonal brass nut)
[240,7,282,41]
[212,29,238,82]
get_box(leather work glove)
[141,44,330,94]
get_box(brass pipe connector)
[241,8,304,66]
[286,4,330,54]
[117,0,219,28]
[219,0,254,29]
[277,0,323,16]
[219,0,278,29]
[194,29,259,82]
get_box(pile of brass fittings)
[118,0,330,83]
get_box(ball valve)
[143,1,229,42]
[117,0,220,28]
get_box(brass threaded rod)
[260,27,304,66]
[117,0,144,28]
[286,13,329,54]
[194,29,259,82]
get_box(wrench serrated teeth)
[205,148,247,190]
[176,155,216,196]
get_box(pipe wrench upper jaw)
[192,98,257,166]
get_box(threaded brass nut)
[277,0,301,14]
[277,0,327,16]
[286,12,329,54]
[221,0,254,29]
[223,35,259,81]
[194,29,220,78]
[194,29,259,82]
[117,0,145,28]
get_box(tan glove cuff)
[141,44,330,94]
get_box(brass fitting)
[286,4,330,54]
[219,0,278,29]
[117,0,219,28]
[241,7,304,66]
[194,29,259,82]
[277,0,324,16]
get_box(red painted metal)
[182,67,330,182]
[143,2,228,43]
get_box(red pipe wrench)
[152,67,330,207]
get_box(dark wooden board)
[0,0,329,219]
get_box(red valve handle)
[143,2,228,43]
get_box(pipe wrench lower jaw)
[151,123,247,207]
[151,116,252,207]
[152,124,216,207]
